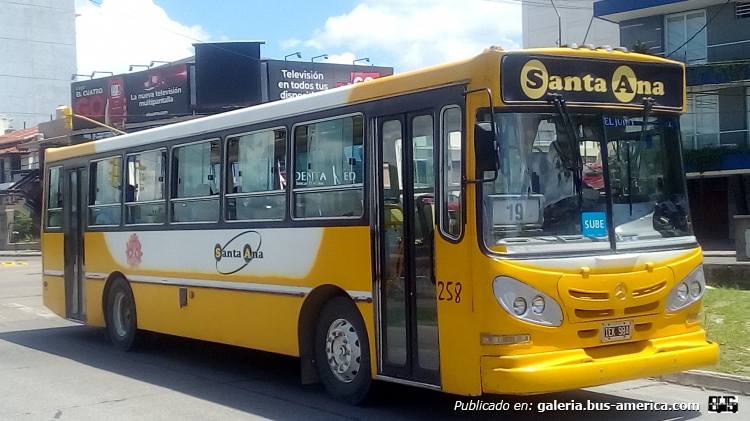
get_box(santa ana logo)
[519,59,665,103]
[214,230,264,275]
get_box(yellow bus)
[42,46,718,404]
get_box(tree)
[13,212,37,242]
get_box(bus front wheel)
[315,297,372,404]
[105,277,141,351]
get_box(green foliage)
[682,146,750,172]
[631,41,651,54]
[702,287,750,376]
[682,147,724,172]
[13,212,38,242]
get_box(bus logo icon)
[214,230,264,275]
[708,396,738,413]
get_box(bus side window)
[88,156,122,226]
[46,166,63,228]
[226,128,286,221]
[441,106,462,238]
[293,114,364,219]
[125,149,167,225]
[171,139,221,223]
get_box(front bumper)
[480,330,718,394]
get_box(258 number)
[437,281,462,303]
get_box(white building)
[0,0,77,129]
[522,0,620,49]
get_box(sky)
[74,0,523,76]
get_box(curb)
[0,252,41,257]
[657,370,750,396]
[703,263,750,290]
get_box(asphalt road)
[0,256,747,421]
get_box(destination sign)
[500,53,684,109]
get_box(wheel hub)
[325,318,361,383]
[113,291,131,338]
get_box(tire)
[105,277,141,351]
[315,297,372,405]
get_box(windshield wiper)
[546,93,583,204]
[629,97,655,215]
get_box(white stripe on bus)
[83,272,372,301]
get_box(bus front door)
[63,167,85,321]
[376,113,440,386]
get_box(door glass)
[411,115,439,371]
[441,107,462,238]
[65,169,84,318]
[382,119,407,366]
[71,170,79,314]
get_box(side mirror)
[474,122,499,176]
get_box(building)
[0,127,44,249]
[594,0,750,246]
[522,0,620,48]
[0,0,77,129]
[0,127,41,186]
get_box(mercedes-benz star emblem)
[614,283,628,300]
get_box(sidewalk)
[0,249,41,258]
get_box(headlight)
[531,296,545,314]
[493,276,563,326]
[689,280,701,298]
[666,265,706,313]
[513,297,527,315]
[676,282,688,300]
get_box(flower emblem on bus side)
[126,233,143,268]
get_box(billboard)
[194,42,262,111]
[71,64,191,130]
[265,60,393,102]
[71,77,109,130]
[125,64,190,123]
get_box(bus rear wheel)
[315,297,372,405]
[105,277,141,351]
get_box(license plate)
[600,320,633,343]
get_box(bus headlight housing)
[492,276,563,326]
[666,265,706,314]
[513,297,527,315]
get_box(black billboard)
[71,64,191,130]
[194,42,262,111]
[265,60,393,102]
[500,53,684,110]
[125,64,190,123]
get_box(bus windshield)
[481,112,692,253]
